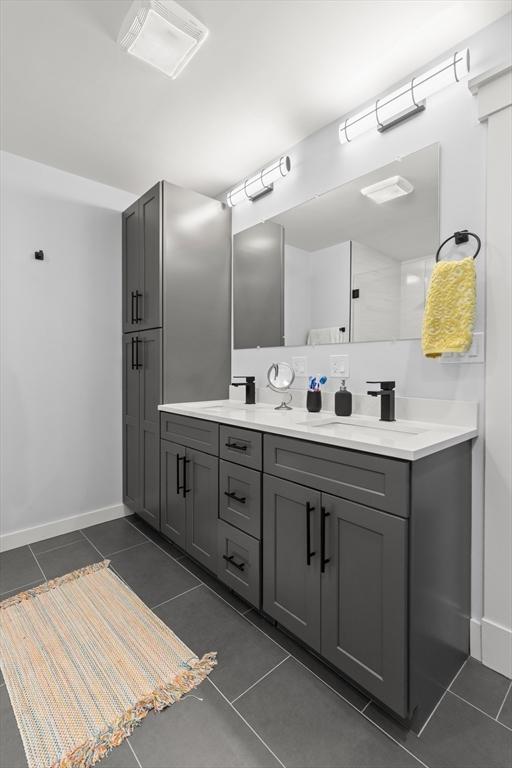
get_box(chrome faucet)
[367,380,396,422]
[231,376,256,405]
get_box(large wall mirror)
[233,143,440,348]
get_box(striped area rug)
[0,560,216,768]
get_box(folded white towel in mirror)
[307,327,344,345]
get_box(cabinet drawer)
[219,425,262,470]
[161,413,219,456]
[264,435,409,517]
[217,520,261,608]
[219,460,261,539]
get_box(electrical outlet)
[441,333,485,364]
[292,356,307,376]
[330,355,349,377]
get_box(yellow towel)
[422,257,476,358]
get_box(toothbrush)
[309,376,327,391]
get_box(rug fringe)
[50,652,217,768]
[0,560,110,610]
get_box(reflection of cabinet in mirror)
[233,224,352,350]
[233,222,284,350]
[232,143,439,350]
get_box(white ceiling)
[272,144,439,260]
[1,0,510,197]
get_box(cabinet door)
[233,222,284,350]
[160,440,187,547]
[122,334,141,511]
[321,494,408,717]
[185,448,219,571]
[122,202,140,332]
[263,476,321,650]
[138,183,161,331]
[138,329,162,529]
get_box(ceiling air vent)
[118,0,209,79]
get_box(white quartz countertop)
[158,399,477,461]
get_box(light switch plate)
[441,332,485,364]
[330,355,349,377]
[292,356,307,376]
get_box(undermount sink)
[297,418,431,437]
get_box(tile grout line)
[150,584,202,610]
[126,739,143,768]
[241,614,429,768]
[416,658,468,739]
[0,578,41,598]
[80,529,107,560]
[207,678,287,768]
[238,618,428,767]
[231,655,291,704]
[80,530,133,588]
[446,656,469,692]
[243,612,368,711]
[103,541,148,558]
[495,679,512,722]
[124,518,250,617]
[25,516,427,767]
[28,543,47,581]
[122,520,430,765]
[30,534,86,556]
[359,711,429,768]
[448,689,512,732]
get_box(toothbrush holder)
[307,390,322,413]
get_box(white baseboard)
[481,617,512,678]
[470,618,482,661]
[0,504,130,552]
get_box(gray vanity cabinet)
[122,200,140,333]
[122,183,161,333]
[160,436,219,570]
[263,476,321,649]
[122,329,162,529]
[320,494,408,717]
[160,440,186,547]
[122,182,231,534]
[122,333,141,512]
[185,448,219,571]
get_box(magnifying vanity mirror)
[267,362,295,410]
[233,143,440,349]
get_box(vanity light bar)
[227,156,291,207]
[339,48,470,144]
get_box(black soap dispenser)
[335,380,352,417]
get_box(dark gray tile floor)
[1,515,511,768]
